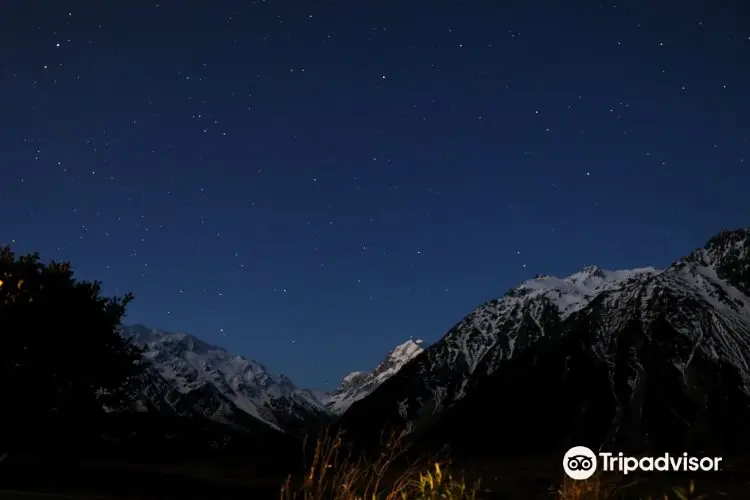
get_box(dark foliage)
[0,246,305,482]
[0,246,145,448]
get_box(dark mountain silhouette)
[337,228,750,459]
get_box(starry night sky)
[2,0,748,389]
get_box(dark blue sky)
[2,0,748,389]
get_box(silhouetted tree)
[0,246,144,422]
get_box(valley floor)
[2,455,750,499]
[0,457,283,499]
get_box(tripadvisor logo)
[562,446,723,480]
[563,446,598,480]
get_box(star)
[1,0,746,392]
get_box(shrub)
[0,246,144,422]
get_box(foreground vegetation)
[280,428,727,499]
[282,461,713,499]
[279,427,479,500]
[0,247,145,452]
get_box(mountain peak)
[579,264,603,276]
[388,339,424,364]
[702,227,750,295]
[704,228,750,261]
[505,265,660,320]
[123,324,219,356]
[324,338,425,414]
[120,325,328,432]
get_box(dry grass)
[279,427,478,500]
[555,471,618,499]
[554,476,711,500]
[280,430,734,499]
[553,473,722,500]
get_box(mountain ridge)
[122,324,329,433]
[121,325,424,433]
[324,338,425,414]
[118,227,750,455]
[338,227,750,456]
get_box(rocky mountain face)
[121,325,423,436]
[123,325,330,434]
[339,228,750,456]
[324,339,424,414]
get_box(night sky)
[2,0,748,389]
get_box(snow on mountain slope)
[420,228,750,454]
[475,266,660,375]
[475,266,659,372]
[340,227,750,449]
[563,229,750,376]
[325,339,425,414]
[401,265,659,397]
[122,325,329,432]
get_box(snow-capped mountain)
[324,339,425,414]
[340,227,750,454]
[123,325,330,433]
[341,265,659,422]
